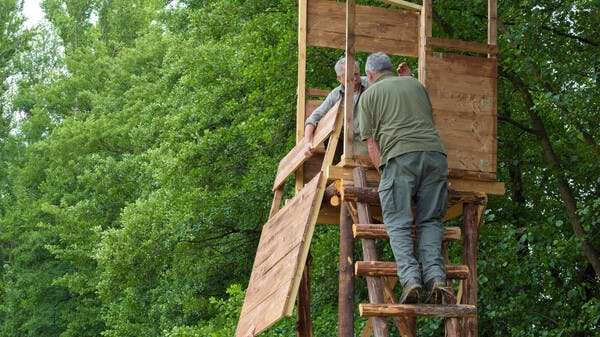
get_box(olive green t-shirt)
[358,74,445,168]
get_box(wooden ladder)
[347,167,480,337]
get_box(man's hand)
[397,62,412,77]
[303,141,313,157]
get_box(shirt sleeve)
[305,86,342,127]
[358,94,373,140]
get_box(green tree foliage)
[0,0,598,336]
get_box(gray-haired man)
[358,52,449,304]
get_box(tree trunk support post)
[339,202,355,337]
[297,253,313,337]
[462,203,480,337]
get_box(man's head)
[365,52,394,84]
[334,57,361,90]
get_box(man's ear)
[366,71,375,84]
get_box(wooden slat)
[427,37,499,55]
[355,261,469,280]
[306,88,330,97]
[378,0,422,11]
[353,224,461,242]
[273,101,341,191]
[359,304,477,318]
[307,0,419,57]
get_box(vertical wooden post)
[298,253,313,337]
[295,0,308,191]
[297,0,308,142]
[339,202,355,337]
[343,0,356,158]
[462,203,479,337]
[418,0,432,85]
[487,0,497,59]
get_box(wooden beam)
[353,224,462,242]
[339,203,355,337]
[488,0,498,58]
[378,0,422,12]
[427,37,499,55]
[297,0,307,142]
[355,261,469,280]
[360,304,477,318]
[418,0,431,84]
[462,203,479,337]
[344,0,356,159]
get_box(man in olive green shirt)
[359,52,449,304]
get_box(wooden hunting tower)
[236,1,504,336]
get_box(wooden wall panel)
[307,0,419,56]
[236,175,322,336]
[426,52,497,178]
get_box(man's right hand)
[303,141,313,157]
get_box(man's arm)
[365,137,381,170]
[303,123,316,157]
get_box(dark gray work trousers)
[378,151,448,288]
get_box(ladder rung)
[359,303,477,318]
[353,224,461,242]
[355,261,469,280]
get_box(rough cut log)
[353,224,461,242]
[359,304,477,318]
[355,261,469,280]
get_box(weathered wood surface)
[355,261,469,280]
[235,174,322,337]
[353,224,461,242]
[360,304,478,318]
[428,37,499,55]
[307,0,419,57]
[273,100,340,191]
[427,52,498,179]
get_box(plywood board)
[236,174,323,336]
[426,52,497,179]
[307,0,419,56]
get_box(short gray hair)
[365,52,393,74]
[334,57,360,77]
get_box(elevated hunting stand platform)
[236,1,503,336]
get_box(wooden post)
[295,0,308,191]
[462,203,479,337]
[339,202,355,337]
[298,253,313,337]
[418,0,432,85]
[343,0,356,158]
[487,0,497,59]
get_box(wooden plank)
[427,37,499,55]
[307,0,419,57]
[353,224,461,242]
[488,0,498,56]
[355,261,469,279]
[426,51,498,78]
[236,174,323,336]
[417,0,431,83]
[307,88,329,97]
[359,304,478,318]
[429,94,496,116]
[273,101,340,191]
[378,0,422,11]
